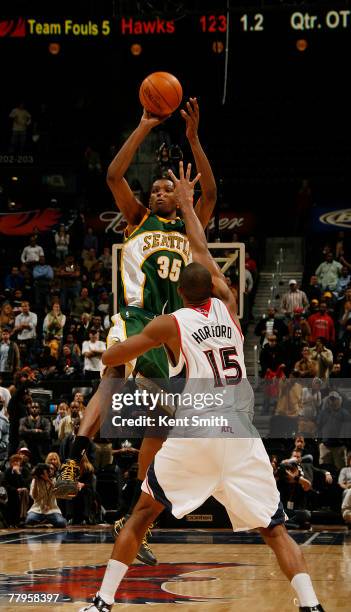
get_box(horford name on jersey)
[191,324,232,345]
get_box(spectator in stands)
[4,266,25,298]
[0,398,9,468]
[58,402,80,441]
[64,333,81,357]
[90,315,107,341]
[96,291,110,317]
[71,287,95,320]
[294,346,318,378]
[43,303,66,343]
[0,328,20,382]
[57,255,81,310]
[304,275,322,303]
[33,256,54,311]
[25,463,67,527]
[59,344,82,378]
[36,346,59,380]
[282,327,306,375]
[275,372,302,420]
[338,452,351,525]
[287,307,311,342]
[293,447,333,490]
[54,224,70,262]
[276,452,312,529]
[60,416,95,465]
[76,313,91,346]
[317,391,349,470]
[2,454,30,526]
[308,301,335,345]
[18,402,51,464]
[255,306,288,346]
[45,452,61,479]
[0,380,11,411]
[14,301,37,361]
[339,288,351,331]
[73,392,86,419]
[0,303,15,332]
[299,378,323,436]
[315,251,342,291]
[66,453,97,525]
[310,337,334,379]
[90,271,108,306]
[259,335,285,377]
[9,102,31,153]
[82,329,106,380]
[336,265,351,297]
[280,280,308,317]
[98,246,112,271]
[82,227,98,256]
[20,235,45,266]
[82,248,98,273]
[52,402,68,436]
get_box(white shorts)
[142,438,284,531]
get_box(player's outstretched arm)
[106,110,166,227]
[169,162,237,316]
[102,315,178,367]
[181,98,217,229]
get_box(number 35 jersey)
[170,297,255,434]
[120,211,191,315]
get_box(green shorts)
[107,306,169,380]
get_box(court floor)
[0,527,350,611]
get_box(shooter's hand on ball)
[168,161,201,210]
[139,108,170,131]
[181,97,200,143]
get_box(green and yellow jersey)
[119,210,191,316]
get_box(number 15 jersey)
[170,297,255,429]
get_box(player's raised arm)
[102,315,178,367]
[169,162,237,315]
[106,110,166,227]
[181,98,217,228]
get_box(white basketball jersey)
[171,297,246,383]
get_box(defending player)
[79,162,324,612]
[54,99,216,564]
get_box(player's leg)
[55,365,126,498]
[259,524,324,611]
[113,344,170,565]
[218,438,324,612]
[79,493,164,612]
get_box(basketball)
[139,71,183,117]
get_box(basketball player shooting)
[79,162,324,612]
[55,98,216,565]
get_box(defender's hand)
[168,161,201,210]
[180,98,199,142]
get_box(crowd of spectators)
[0,221,143,528]
[255,232,351,527]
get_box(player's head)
[178,262,212,304]
[149,178,177,218]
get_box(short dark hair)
[179,263,212,303]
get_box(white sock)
[291,573,319,607]
[99,559,128,605]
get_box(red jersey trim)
[225,303,244,341]
[170,314,189,380]
[188,298,212,318]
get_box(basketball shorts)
[142,437,285,531]
[104,306,169,379]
